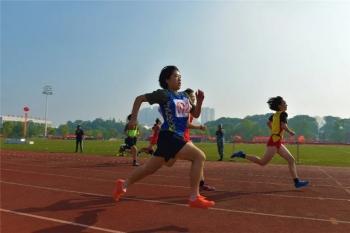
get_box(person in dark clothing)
[75,125,84,153]
[216,124,224,161]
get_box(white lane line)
[2,180,350,225]
[1,156,336,180]
[1,161,218,180]
[2,168,349,202]
[0,208,125,233]
[318,167,350,195]
[0,162,342,189]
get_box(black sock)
[200,180,205,187]
[294,178,299,184]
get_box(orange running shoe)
[113,179,126,201]
[188,195,215,209]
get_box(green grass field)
[1,138,350,167]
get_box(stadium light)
[42,85,53,137]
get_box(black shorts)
[125,137,137,149]
[154,130,187,162]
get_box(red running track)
[1,150,350,233]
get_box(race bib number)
[174,99,191,117]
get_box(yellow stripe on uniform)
[271,111,284,142]
[126,127,139,137]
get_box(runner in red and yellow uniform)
[231,96,309,189]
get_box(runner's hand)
[196,89,204,103]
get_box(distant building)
[201,107,215,124]
[0,115,52,127]
[138,106,163,127]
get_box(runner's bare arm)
[267,121,272,129]
[129,95,147,129]
[281,123,295,136]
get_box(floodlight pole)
[42,85,53,137]
[23,106,30,138]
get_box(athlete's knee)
[165,159,176,167]
[258,159,269,166]
[195,150,206,162]
[164,163,172,167]
[287,156,295,164]
[258,162,267,166]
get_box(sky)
[1,1,350,126]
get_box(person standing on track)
[216,124,224,161]
[113,65,215,209]
[231,96,309,188]
[75,125,84,153]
